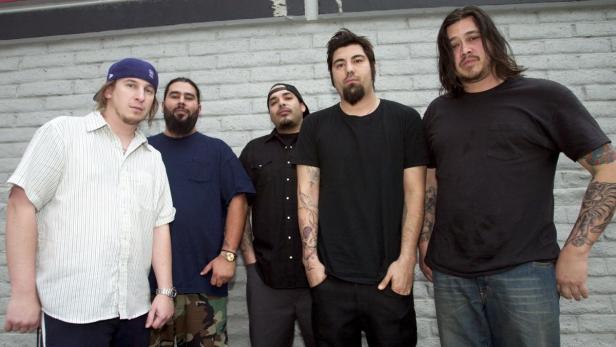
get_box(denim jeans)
[433,262,560,347]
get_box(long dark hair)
[163,77,201,103]
[326,28,376,87]
[437,6,525,96]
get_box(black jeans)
[311,276,417,347]
[42,313,149,347]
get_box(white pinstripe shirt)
[8,112,175,323]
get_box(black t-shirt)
[423,77,610,277]
[239,130,309,289]
[292,99,428,284]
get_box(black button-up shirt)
[239,130,308,289]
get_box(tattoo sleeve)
[420,185,437,242]
[297,165,320,268]
[581,143,616,166]
[566,180,616,247]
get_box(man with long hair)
[293,29,428,346]
[5,58,175,346]
[421,6,616,346]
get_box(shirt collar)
[85,111,151,151]
[265,129,299,146]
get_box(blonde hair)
[93,80,159,124]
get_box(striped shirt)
[8,111,175,323]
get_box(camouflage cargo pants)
[149,293,228,347]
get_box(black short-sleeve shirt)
[292,99,428,284]
[239,130,309,289]
[423,77,610,277]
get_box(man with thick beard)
[148,77,254,347]
[292,29,428,346]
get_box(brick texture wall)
[0,2,615,346]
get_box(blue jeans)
[433,262,560,347]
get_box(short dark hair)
[437,6,525,97]
[326,28,376,88]
[94,80,158,124]
[163,77,201,103]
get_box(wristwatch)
[220,249,237,262]
[156,287,177,299]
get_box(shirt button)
[285,196,290,200]
[285,146,288,149]
[286,216,291,220]
[286,178,290,182]
[287,161,291,165]
[288,236,292,239]
[289,256,293,259]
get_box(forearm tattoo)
[298,166,320,267]
[566,181,616,247]
[420,186,437,242]
[239,226,253,252]
[582,143,616,166]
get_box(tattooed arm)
[240,210,257,265]
[378,166,426,295]
[200,193,249,287]
[297,164,326,288]
[418,168,437,282]
[556,143,616,300]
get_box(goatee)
[342,84,365,105]
[163,107,199,137]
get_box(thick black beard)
[342,84,365,105]
[163,107,199,137]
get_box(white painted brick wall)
[0,2,615,346]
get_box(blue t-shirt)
[148,132,254,296]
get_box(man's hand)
[556,245,589,301]
[4,292,41,332]
[378,257,415,295]
[418,241,433,282]
[305,259,327,288]
[145,295,174,329]
[200,256,236,287]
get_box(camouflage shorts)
[149,293,228,347]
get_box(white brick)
[407,15,446,29]
[131,43,188,59]
[374,44,410,60]
[409,42,437,58]
[44,94,93,111]
[219,82,275,99]
[156,56,217,72]
[0,128,37,143]
[0,143,28,158]
[220,115,272,131]
[279,48,324,65]
[508,23,573,39]
[596,117,616,135]
[560,295,614,315]
[545,38,611,54]
[562,334,616,347]
[585,85,616,101]
[576,22,616,36]
[510,40,545,55]
[74,79,102,96]
[249,65,314,82]
[101,34,159,48]
[579,314,616,332]
[207,131,252,148]
[377,29,437,44]
[380,58,436,76]
[548,69,616,86]
[578,53,616,69]
[491,11,539,25]
[191,69,250,85]
[0,57,19,72]
[517,54,581,70]
[218,26,278,39]
[0,98,45,113]
[157,30,216,44]
[20,52,74,69]
[0,44,46,58]
[218,52,280,68]
[0,86,16,99]
[189,39,250,55]
[376,76,416,91]
[202,99,251,116]
[560,315,579,333]
[538,9,605,23]
[250,35,312,51]
[17,80,73,97]
[410,75,440,90]
[47,40,101,53]
[312,33,335,49]
[343,18,408,31]
[74,48,131,64]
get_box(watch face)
[222,251,236,262]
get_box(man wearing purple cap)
[238,83,315,347]
[4,58,176,346]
